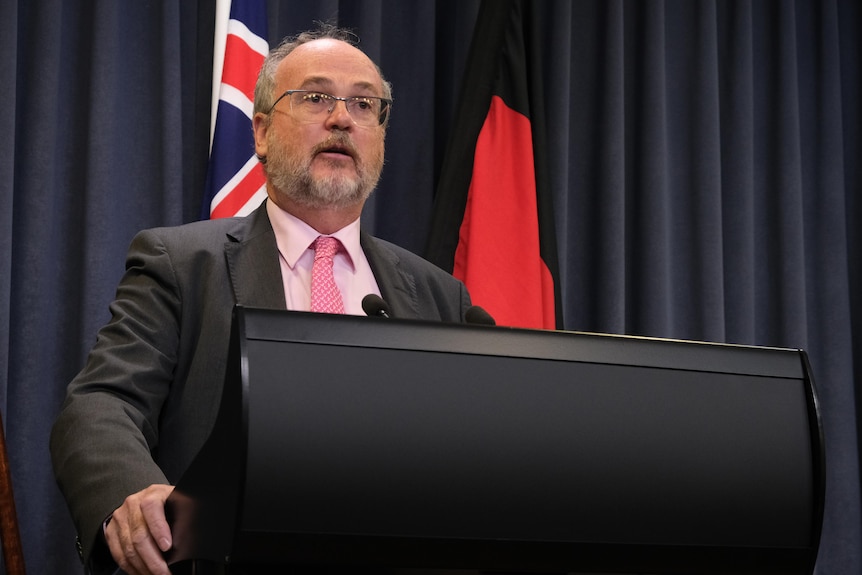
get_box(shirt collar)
[266,199,360,270]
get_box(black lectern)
[165,306,824,574]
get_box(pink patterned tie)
[310,236,345,314]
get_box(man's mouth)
[315,141,356,160]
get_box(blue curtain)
[1,0,858,573]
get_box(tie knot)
[313,236,340,260]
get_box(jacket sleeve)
[49,228,182,567]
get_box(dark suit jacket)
[49,202,471,568]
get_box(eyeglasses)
[267,90,392,127]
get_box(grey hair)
[253,23,393,118]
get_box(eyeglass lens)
[290,91,388,126]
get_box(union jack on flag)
[202,0,269,219]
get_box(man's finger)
[141,485,175,552]
[105,484,176,575]
[105,513,150,575]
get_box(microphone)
[465,305,496,326]
[362,294,392,318]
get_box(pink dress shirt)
[266,200,381,315]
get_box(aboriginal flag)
[427,0,561,330]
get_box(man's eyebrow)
[298,76,335,90]
[350,81,378,94]
[298,77,380,95]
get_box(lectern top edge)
[238,305,807,379]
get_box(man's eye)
[305,93,329,104]
[351,98,379,113]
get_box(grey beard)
[271,163,375,210]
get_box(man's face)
[254,39,387,211]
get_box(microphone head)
[465,305,496,326]
[362,294,392,318]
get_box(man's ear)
[252,113,269,159]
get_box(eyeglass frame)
[266,89,393,127]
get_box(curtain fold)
[718,0,757,342]
[0,0,17,421]
[1,1,859,573]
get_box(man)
[50,26,471,575]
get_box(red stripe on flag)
[453,95,554,329]
[221,34,265,100]
[210,162,266,219]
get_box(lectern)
[165,306,824,574]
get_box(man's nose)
[325,99,353,129]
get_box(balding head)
[254,25,392,118]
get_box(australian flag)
[201,0,269,219]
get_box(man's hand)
[104,484,175,575]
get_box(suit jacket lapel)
[222,208,422,315]
[361,232,421,318]
[224,202,286,310]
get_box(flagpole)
[210,0,232,154]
